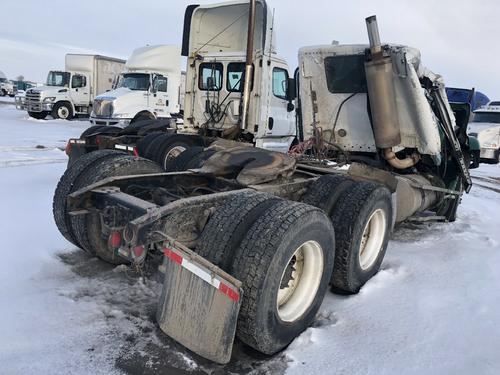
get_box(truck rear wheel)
[196,192,282,271]
[301,174,355,216]
[70,154,163,264]
[136,132,164,157]
[164,147,217,172]
[28,111,48,120]
[155,135,199,169]
[52,102,73,120]
[231,201,335,354]
[53,150,125,249]
[330,181,392,294]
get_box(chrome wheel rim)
[57,106,69,119]
[277,240,324,322]
[359,209,386,270]
[163,146,187,169]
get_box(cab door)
[152,75,170,118]
[258,63,295,152]
[70,74,90,107]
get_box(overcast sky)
[1,0,499,99]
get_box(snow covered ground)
[0,101,499,374]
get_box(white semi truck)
[90,45,183,127]
[55,0,476,364]
[468,102,500,164]
[25,54,125,120]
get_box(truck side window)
[272,68,288,100]
[199,63,223,91]
[324,55,367,94]
[227,63,253,92]
[71,75,86,88]
[154,76,168,92]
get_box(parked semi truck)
[25,54,125,120]
[468,102,500,164]
[90,45,184,127]
[0,78,17,97]
[55,0,475,364]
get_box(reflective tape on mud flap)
[158,246,243,363]
[163,248,239,302]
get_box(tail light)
[65,141,72,156]
[108,231,122,249]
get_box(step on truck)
[90,45,185,128]
[54,0,475,364]
[25,54,125,120]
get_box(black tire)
[185,149,217,169]
[155,135,198,169]
[81,126,122,139]
[437,179,463,222]
[120,119,166,135]
[28,111,48,120]
[165,146,204,172]
[70,155,163,264]
[0,89,6,96]
[144,134,173,161]
[52,102,73,120]
[136,132,164,157]
[231,201,335,355]
[330,181,392,294]
[196,192,282,271]
[80,125,107,138]
[53,150,125,249]
[136,119,173,136]
[301,174,355,216]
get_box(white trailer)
[90,45,183,127]
[25,54,125,120]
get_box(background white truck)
[90,45,184,127]
[468,102,500,163]
[25,54,125,120]
[0,73,17,97]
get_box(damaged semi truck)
[54,0,475,364]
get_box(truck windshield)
[117,73,150,91]
[471,112,500,124]
[46,72,70,87]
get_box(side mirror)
[286,78,297,101]
[287,102,295,112]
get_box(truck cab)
[0,78,17,97]
[90,45,183,127]
[25,54,125,120]
[182,1,296,153]
[468,103,500,163]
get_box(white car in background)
[468,102,500,164]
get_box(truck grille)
[25,90,42,112]
[93,98,113,118]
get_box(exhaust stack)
[240,0,256,131]
[365,16,419,168]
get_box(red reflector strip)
[133,147,139,157]
[163,247,240,302]
[164,248,182,264]
[219,282,240,302]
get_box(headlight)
[113,113,130,119]
[43,97,56,102]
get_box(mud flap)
[156,243,242,364]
